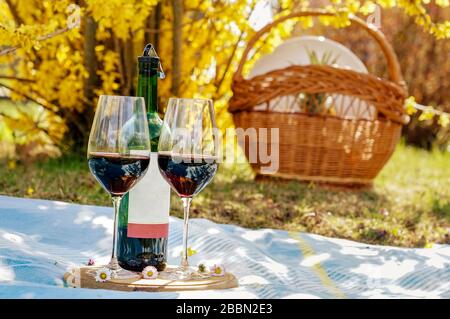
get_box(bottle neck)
[137,68,158,114]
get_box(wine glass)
[158,98,219,280]
[87,95,151,279]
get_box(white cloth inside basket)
[249,36,376,120]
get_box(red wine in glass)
[157,153,218,198]
[157,97,218,280]
[88,152,150,196]
[87,95,150,280]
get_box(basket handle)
[234,9,405,88]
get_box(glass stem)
[181,197,192,268]
[109,196,122,270]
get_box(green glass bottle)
[117,44,170,272]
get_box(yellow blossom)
[424,242,434,248]
[0,0,448,159]
[438,114,449,128]
[187,247,198,257]
[418,107,435,121]
[7,160,16,170]
[404,97,418,115]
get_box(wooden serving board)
[64,266,238,292]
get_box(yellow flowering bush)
[0,0,448,158]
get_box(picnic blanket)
[0,195,449,299]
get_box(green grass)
[0,143,449,248]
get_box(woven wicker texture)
[229,10,407,187]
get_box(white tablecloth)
[0,195,449,299]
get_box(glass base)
[160,265,210,281]
[107,257,141,280]
[110,268,141,280]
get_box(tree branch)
[0,27,70,56]
[4,0,24,26]
[0,82,90,145]
[0,98,55,143]
[0,82,58,112]
[213,2,257,97]
[83,16,99,103]
[0,76,35,82]
[171,0,183,96]
[113,35,125,93]
[213,30,245,96]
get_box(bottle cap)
[138,44,165,79]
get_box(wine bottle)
[117,44,170,272]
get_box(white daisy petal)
[142,266,158,279]
[210,264,225,277]
[95,268,112,282]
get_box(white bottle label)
[127,152,170,238]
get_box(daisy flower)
[142,266,158,279]
[95,268,112,282]
[198,263,209,274]
[210,264,225,277]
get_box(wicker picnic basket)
[229,10,408,188]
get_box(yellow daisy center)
[215,268,222,275]
[147,271,153,277]
[100,273,107,279]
